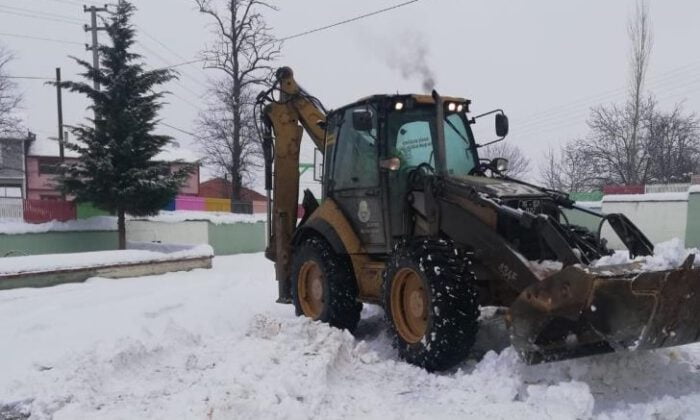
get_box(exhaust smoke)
[385,33,437,92]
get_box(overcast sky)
[3,0,700,187]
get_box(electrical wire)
[161,0,422,71]
[1,75,53,80]
[161,122,196,137]
[0,31,83,46]
[0,4,83,24]
[136,24,209,81]
[278,0,420,41]
[29,0,101,6]
[513,60,700,134]
[0,8,83,25]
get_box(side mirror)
[495,113,509,137]
[352,110,374,131]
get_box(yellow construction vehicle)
[256,67,700,371]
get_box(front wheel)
[383,239,480,371]
[290,237,362,332]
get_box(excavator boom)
[258,67,328,302]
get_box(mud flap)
[509,255,700,364]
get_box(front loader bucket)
[509,255,700,364]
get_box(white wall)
[126,220,209,246]
[601,193,688,249]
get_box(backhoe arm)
[259,67,327,302]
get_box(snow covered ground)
[3,252,700,419]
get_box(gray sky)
[3,0,700,187]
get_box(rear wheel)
[290,237,362,332]
[383,239,480,371]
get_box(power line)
[279,0,420,41]
[158,0,421,71]
[1,75,53,80]
[0,4,83,23]
[136,25,209,81]
[0,31,83,46]
[30,0,101,7]
[161,122,196,137]
[163,59,206,70]
[136,41,206,99]
[513,60,700,135]
[0,8,82,26]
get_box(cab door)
[328,106,386,252]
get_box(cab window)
[332,107,379,190]
[444,113,477,177]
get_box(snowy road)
[2,253,700,419]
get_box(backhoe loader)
[257,67,700,371]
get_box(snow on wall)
[0,244,213,276]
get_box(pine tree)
[54,1,193,249]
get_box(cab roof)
[346,93,470,108]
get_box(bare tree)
[195,0,280,208]
[197,79,261,186]
[0,45,22,135]
[480,142,531,178]
[576,0,653,186]
[539,145,599,192]
[551,0,657,187]
[645,102,700,183]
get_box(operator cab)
[321,94,508,254]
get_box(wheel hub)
[298,261,325,319]
[390,268,429,344]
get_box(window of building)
[0,185,22,198]
[38,159,61,175]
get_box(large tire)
[290,237,362,332]
[383,239,480,371]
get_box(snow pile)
[4,253,700,418]
[527,259,563,280]
[0,216,117,235]
[135,210,266,224]
[595,238,700,271]
[0,244,213,276]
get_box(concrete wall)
[0,231,119,257]
[208,222,266,254]
[601,194,689,249]
[126,220,210,245]
[126,220,266,255]
[1,221,266,258]
[686,189,700,249]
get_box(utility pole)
[84,4,108,121]
[55,67,64,161]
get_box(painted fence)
[166,196,259,214]
[0,198,23,219]
[23,199,76,223]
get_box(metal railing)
[0,198,23,220]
